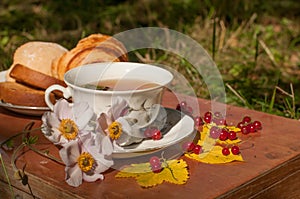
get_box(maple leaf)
[116,159,189,188]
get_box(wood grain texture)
[0,91,299,199]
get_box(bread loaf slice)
[0,82,55,107]
[9,64,66,90]
[6,41,68,81]
[54,33,128,80]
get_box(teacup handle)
[45,85,72,111]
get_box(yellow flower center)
[77,152,95,172]
[108,121,122,140]
[59,119,79,140]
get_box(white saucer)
[112,108,195,158]
[0,100,50,116]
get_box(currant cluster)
[182,142,203,154]
[193,111,227,127]
[222,145,240,156]
[176,101,193,116]
[204,111,227,125]
[149,156,162,173]
[175,101,263,158]
[237,116,262,134]
[209,126,237,141]
[144,127,162,140]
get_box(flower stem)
[0,153,15,199]
[11,143,26,171]
[0,127,42,148]
[27,145,64,165]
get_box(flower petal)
[59,140,80,166]
[48,128,68,145]
[42,111,60,129]
[65,165,83,187]
[109,97,129,120]
[54,99,73,120]
[100,135,113,156]
[95,155,114,173]
[82,172,104,182]
[97,113,109,135]
[115,117,144,146]
[73,102,94,130]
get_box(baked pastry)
[53,34,128,80]
[9,63,66,90]
[6,41,68,81]
[0,82,55,107]
[1,33,128,109]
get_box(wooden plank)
[253,170,300,199]
[0,179,33,199]
[0,92,300,198]
[218,155,300,198]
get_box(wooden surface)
[0,91,300,199]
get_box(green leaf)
[28,136,38,145]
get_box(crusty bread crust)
[0,82,55,107]
[6,41,68,81]
[54,34,128,80]
[9,64,66,90]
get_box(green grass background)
[0,0,299,119]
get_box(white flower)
[41,99,95,145]
[59,133,113,187]
[97,97,144,147]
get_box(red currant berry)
[203,115,212,123]
[176,104,181,111]
[186,106,193,115]
[253,120,262,130]
[241,125,250,134]
[194,116,204,127]
[247,123,256,133]
[237,122,244,129]
[149,156,161,165]
[210,126,221,139]
[242,116,251,124]
[151,163,162,173]
[176,101,187,111]
[214,111,222,118]
[193,145,203,154]
[182,141,196,152]
[152,130,162,140]
[214,118,227,126]
[228,131,237,140]
[144,128,155,138]
[203,112,212,123]
[231,146,240,155]
[204,111,212,118]
[222,147,230,156]
[219,129,229,141]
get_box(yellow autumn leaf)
[199,124,241,145]
[186,123,244,164]
[185,145,244,164]
[227,126,241,132]
[116,159,189,188]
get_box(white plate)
[112,108,195,158]
[0,100,50,116]
[0,70,50,116]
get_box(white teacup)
[45,62,173,129]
